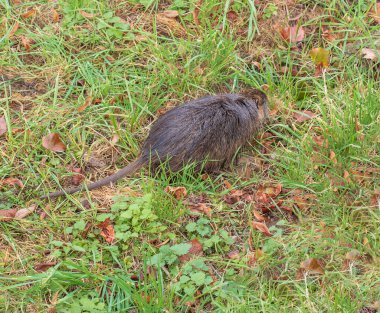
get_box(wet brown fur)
[41,89,269,199]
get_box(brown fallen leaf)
[193,0,202,26]
[247,249,264,267]
[79,10,96,18]
[162,10,179,18]
[223,189,244,204]
[292,110,317,123]
[256,183,282,203]
[0,116,7,136]
[369,3,380,24]
[110,134,119,145]
[321,26,336,42]
[0,177,24,188]
[345,249,361,261]
[49,291,59,313]
[21,36,32,51]
[0,205,36,221]
[71,167,84,186]
[329,150,337,164]
[362,48,379,62]
[189,203,212,218]
[226,11,238,22]
[0,209,18,221]
[370,189,380,209]
[227,250,240,259]
[164,186,187,200]
[299,258,325,275]
[252,221,272,237]
[42,133,66,152]
[34,261,57,272]
[178,239,203,262]
[279,24,305,43]
[52,8,60,23]
[312,135,328,148]
[9,21,19,37]
[21,9,36,18]
[156,14,186,36]
[15,205,36,219]
[97,218,115,244]
[292,194,316,210]
[253,209,267,222]
[77,96,92,112]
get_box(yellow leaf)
[310,48,329,67]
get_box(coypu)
[41,89,268,199]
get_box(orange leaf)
[0,116,7,136]
[21,9,36,18]
[292,110,317,123]
[42,133,66,152]
[0,177,24,188]
[97,218,115,244]
[164,186,187,199]
[223,179,232,189]
[79,10,96,18]
[300,258,324,275]
[252,221,272,237]
[77,96,93,112]
[310,48,329,67]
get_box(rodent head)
[244,89,269,121]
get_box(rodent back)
[140,94,262,171]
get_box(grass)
[1,0,379,312]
